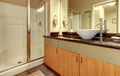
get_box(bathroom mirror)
[92,0,117,33]
[68,9,91,31]
[67,0,95,32]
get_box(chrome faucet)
[99,18,103,43]
[95,18,105,43]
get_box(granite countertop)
[44,36,120,50]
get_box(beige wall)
[50,0,60,32]
[49,0,68,32]
[61,0,68,31]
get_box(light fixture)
[106,2,116,6]
[37,6,44,13]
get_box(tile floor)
[15,64,60,76]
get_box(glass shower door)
[0,0,27,72]
[30,0,44,60]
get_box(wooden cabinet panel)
[80,56,104,76]
[56,48,62,74]
[80,56,120,76]
[44,44,57,71]
[103,61,120,76]
[61,49,80,76]
[45,43,120,76]
[115,65,120,76]
[44,44,62,74]
[103,62,115,76]
[45,44,80,76]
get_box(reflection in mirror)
[68,8,80,31]
[92,0,117,33]
[68,9,91,32]
[81,11,91,29]
[68,0,94,31]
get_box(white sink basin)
[76,29,100,39]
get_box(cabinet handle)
[56,48,58,54]
[76,56,78,62]
[81,57,82,64]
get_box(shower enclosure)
[0,0,44,72]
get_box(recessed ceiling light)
[37,6,44,13]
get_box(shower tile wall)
[30,8,44,60]
[0,2,27,65]
[0,2,5,66]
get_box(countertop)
[44,36,120,50]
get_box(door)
[115,65,120,76]
[103,62,115,76]
[44,44,57,69]
[61,49,80,76]
[80,56,104,76]
[0,0,27,72]
[30,0,44,60]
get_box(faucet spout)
[99,18,103,43]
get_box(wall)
[50,0,60,32]
[50,0,68,32]
[61,0,68,32]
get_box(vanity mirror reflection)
[68,9,91,31]
[67,0,118,34]
[92,0,117,34]
[68,0,93,32]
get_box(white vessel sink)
[76,29,100,39]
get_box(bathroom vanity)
[44,36,120,76]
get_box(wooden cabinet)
[103,61,120,76]
[103,62,115,76]
[44,44,61,74]
[114,65,120,76]
[45,42,120,76]
[59,48,80,76]
[45,44,80,76]
[80,56,120,76]
[80,56,104,76]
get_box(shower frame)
[0,0,48,73]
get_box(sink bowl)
[76,29,100,39]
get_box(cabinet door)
[115,65,120,76]
[44,44,62,74]
[61,49,80,76]
[103,61,120,76]
[80,56,104,76]
[44,44,57,71]
[103,62,115,76]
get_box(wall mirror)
[67,0,94,32]
[92,0,118,33]
[68,9,91,31]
